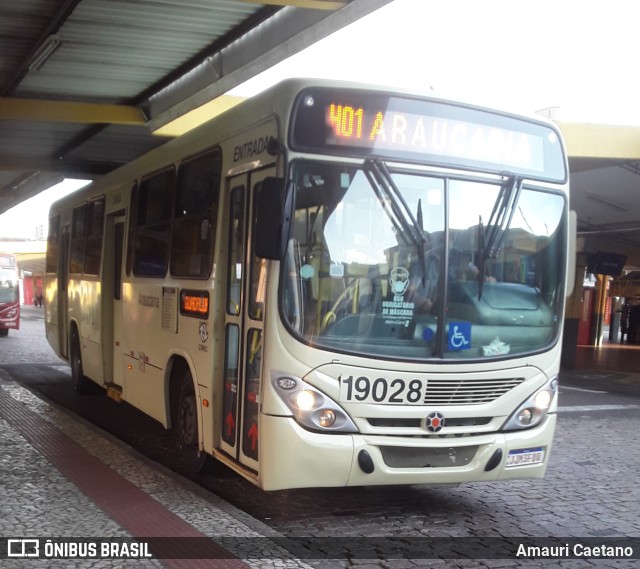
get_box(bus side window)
[46,214,61,273]
[126,183,138,277]
[84,197,105,276]
[133,168,175,277]
[69,198,106,276]
[70,203,87,274]
[171,148,222,278]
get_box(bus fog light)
[296,390,316,411]
[518,408,533,424]
[318,409,336,427]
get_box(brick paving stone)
[0,382,314,569]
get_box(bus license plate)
[339,375,426,405]
[506,447,545,467]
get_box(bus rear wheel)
[71,330,93,395]
[176,373,207,474]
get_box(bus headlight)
[272,375,358,433]
[295,389,316,411]
[502,377,558,431]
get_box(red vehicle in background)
[0,252,20,337]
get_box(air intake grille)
[424,377,525,405]
[380,445,479,468]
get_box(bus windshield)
[0,268,19,304]
[281,160,566,360]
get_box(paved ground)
[0,307,315,568]
[0,305,62,364]
[2,306,640,568]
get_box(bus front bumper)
[0,309,19,330]
[259,413,556,491]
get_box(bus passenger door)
[221,170,272,472]
[58,226,70,359]
[103,213,126,388]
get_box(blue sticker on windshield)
[422,327,435,342]
[448,322,471,351]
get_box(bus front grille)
[367,417,492,428]
[423,377,525,405]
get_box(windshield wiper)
[364,159,425,247]
[476,215,485,300]
[484,175,523,258]
[364,159,428,284]
[477,176,523,299]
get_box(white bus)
[45,79,570,490]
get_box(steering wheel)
[320,278,363,332]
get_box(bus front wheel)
[176,373,207,474]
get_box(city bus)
[0,252,20,337]
[45,79,571,490]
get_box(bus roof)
[49,78,566,213]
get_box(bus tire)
[0,329,8,337]
[70,329,92,395]
[176,372,207,474]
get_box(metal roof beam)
[0,98,146,126]
[237,0,346,8]
[0,0,82,97]
[0,155,116,176]
[0,172,64,216]
[145,0,393,131]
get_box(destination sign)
[327,103,545,172]
[291,88,566,182]
[180,290,209,318]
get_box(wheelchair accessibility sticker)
[448,322,471,351]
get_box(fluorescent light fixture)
[28,35,62,72]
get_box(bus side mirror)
[254,177,294,260]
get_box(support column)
[562,253,587,369]
[589,274,609,347]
